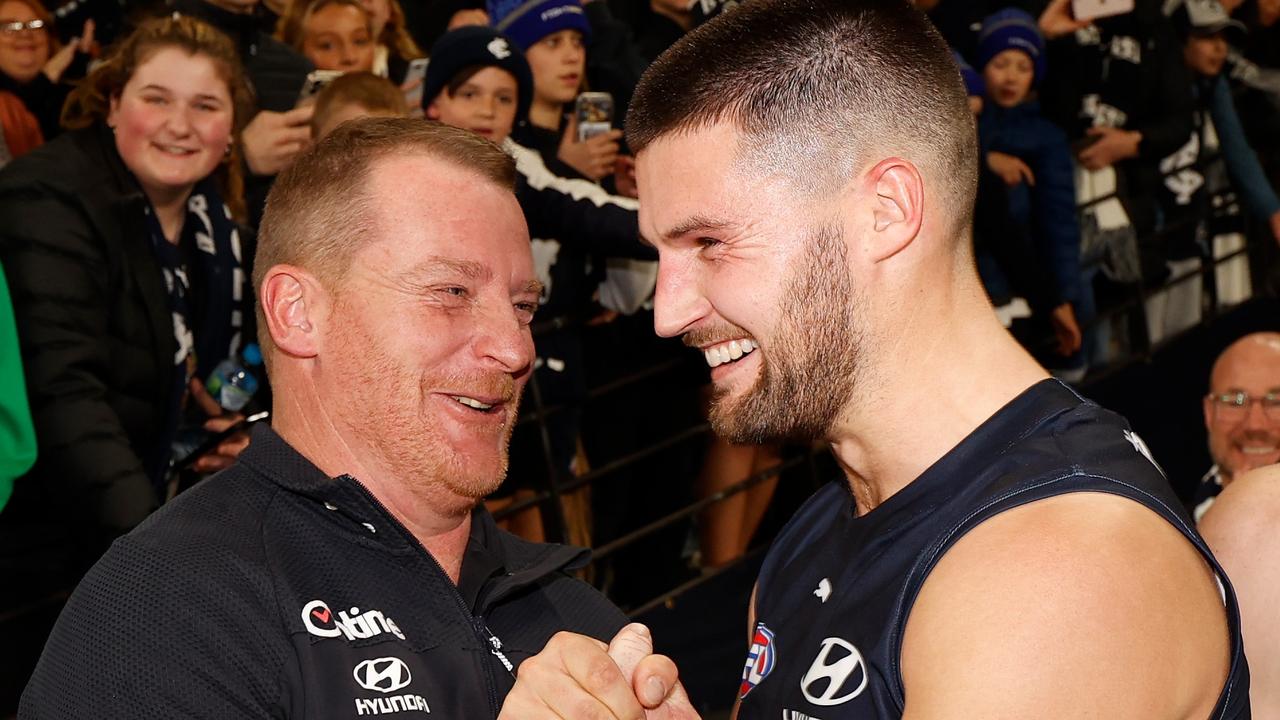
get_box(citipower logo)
[302,600,406,642]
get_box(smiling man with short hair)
[20,118,628,718]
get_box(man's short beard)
[709,223,863,444]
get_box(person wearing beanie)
[975,8,1092,381]
[1142,0,1280,345]
[487,0,623,184]
[423,25,654,543]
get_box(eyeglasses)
[1208,390,1280,423]
[0,19,47,35]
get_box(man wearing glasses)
[1194,331,1280,521]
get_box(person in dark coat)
[0,16,258,706]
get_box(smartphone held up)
[575,91,614,141]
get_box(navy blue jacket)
[978,101,1083,309]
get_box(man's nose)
[652,255,710,339]
[474,303,535,374]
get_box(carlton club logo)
[302,600,406,642]
[739,622,777,698]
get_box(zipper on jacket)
[344,476,510,718]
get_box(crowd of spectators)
[0,0,1278,711]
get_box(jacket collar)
[238,424,591,606]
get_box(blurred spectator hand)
[986,151,1035,187]
[558,115,622,181]
[448,8,489,30]
[614,154,638,198]
[1051,303,1082,356]
[1038,0,1093,39]
[42,19,93,83]
[1270,210,1280,246]
[1077,127,1141,171]
[187,378,250,474]
[242,105,314,176]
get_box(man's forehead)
[1214,336,1280,386]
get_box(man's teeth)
[453,395,495,410]
[703,339,758,368]
[1241,446,1278,455]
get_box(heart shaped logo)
[312,607,332,624]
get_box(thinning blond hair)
[253,117,516,364]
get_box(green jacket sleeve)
[0,260,36,508]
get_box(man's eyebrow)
[401,256,490,281]
[660,215,734,241]
[519,280,544,297]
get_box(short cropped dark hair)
[627,0,979,235]
[255,118,516,360]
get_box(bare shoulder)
[1200,465,1280,551]
[901,491,1230,720]
[1199,466,1280,715]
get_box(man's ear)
[424,99,441,121]
[864,157,925,263]
[260,265,327,360]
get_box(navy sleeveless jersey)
[738,379,1249,719]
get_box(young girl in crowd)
[489,0,623,182]
[277,0,376,73]
[0,15,257,612]
[976,8,1091,379]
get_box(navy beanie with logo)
[423,25,534,120]
[977,8,1047,84]
[487,0,591,50]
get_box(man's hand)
[559,116,623,181]
[1077,127,1141,170]
[43,18,93,83]
[1038,0,1092,39]
[188,379,251,474]
[242,106,314,176]
[1050,302,1082,357]
[497,625,698,719]
[1269,209,1280,246]
[607,624,699,720]
[986,151,1035,187]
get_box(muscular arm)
[1199,466,1280,717]
[901,492,1231,719]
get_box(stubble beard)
[709,223,863,445]
[337,307,520,504]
